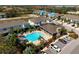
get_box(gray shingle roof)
[40,23,58,35]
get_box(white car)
[51,44,61,52]
[41,51,47,54]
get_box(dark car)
[59,39,67,44]
[3,28,7,31]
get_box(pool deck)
[20,30,52,46]
[31,30,52,45]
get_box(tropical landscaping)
[0,6,79,54]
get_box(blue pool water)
[24,32,44,42]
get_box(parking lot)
[45,35,72,54]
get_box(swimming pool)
[24,32,44,42]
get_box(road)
[59,38,79,54]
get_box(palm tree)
[58,28,67,35]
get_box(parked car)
[40,51,47,54]
[59,39,67,44]
[51,44,61,52]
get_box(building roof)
[0,12,6,15]
[62,14,79,22]
[67,11,79,14]
[0,16,29,28]
[29,16,49,24]
[48,12,56,17]
[39,23,59,35]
